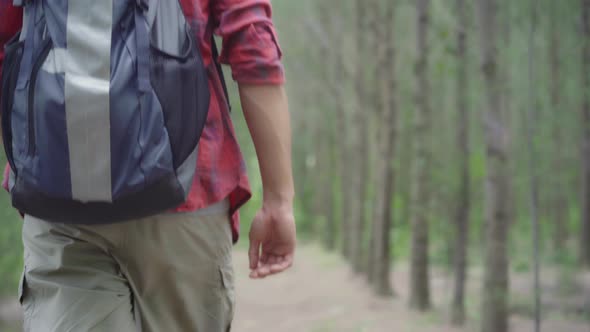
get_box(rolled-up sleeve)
[211,0,285,84]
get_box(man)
[0,0,296,331]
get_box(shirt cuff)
[219,23,285,85]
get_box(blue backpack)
[1,0,213,223]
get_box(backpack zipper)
[27,39,53,156]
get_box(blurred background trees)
[262,0,588,330]
[1,0,589,331]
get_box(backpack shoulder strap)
[210,35,231,112]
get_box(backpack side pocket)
[1,32,25,174]
[150,27,209,169]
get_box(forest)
[263,0,590,330]
[1,0,590,331]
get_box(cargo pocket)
[17,270,26,305]
[1,32,25,172]
[18,268,34,331]
[218,262,235,330]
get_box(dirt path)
[232,245,590,332]
[1,244,589,331]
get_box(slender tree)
[367,0,386,284]
[348,0,368,269]
[580,0,590,268]
[335,16,352,257]
[451,0,470,324]
[409,0,432,311]
[311,0,350,256]
[373,0,396,297]
[526,0,541,329]
[499,0,516,230]
[317,0,338,251]
[478,0,511,330]
[335,8,353,261]
[324,140,337,250]
[549,0,568,254]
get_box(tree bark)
[478,0,511,331]
[409,0,432,311]
[373,0,396,297]
[580,0,590,267]
[451,0,470,325]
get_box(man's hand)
[248,199,296,279]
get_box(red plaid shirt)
[0,0,285,242]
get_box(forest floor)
[1,244,590,332]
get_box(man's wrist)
[262,190,294,207]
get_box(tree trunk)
[580,0,590,267]
[409,0,432,311]
[451,0,470,325]
[399,107,414,227]
[500,0,516,229]
[316,0,352,259]
[373,0,396,297]
[367,0,385,284]
[478,0,511,331]
[549,2,567,254]
[335,58,350,256]
[526,0,541,328]
[324,105,337,250]
[323,0,344,253]
[348,0,368,270]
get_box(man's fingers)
[270,254,293,273]
[268,255,279,265]
[248,240,261,270]
[258,264,271,276]
[252,254,293,278]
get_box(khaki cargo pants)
[19,203,235,332]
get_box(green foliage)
[0,154,23,296]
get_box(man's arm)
[240,85,293,205]
[239,84,296,278]
[211,0,296,278]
